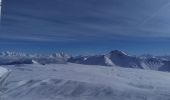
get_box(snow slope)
[0,67,8,78]
[0,66,10,95]
[0,63,170,100]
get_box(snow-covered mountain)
[0,50,170,72]
[0,51,70,65]
[68,50,170,72]
[0,51,170,100]
[68,55,114,66]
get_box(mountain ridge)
[0,50,170,72]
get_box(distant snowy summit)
[109,50,128,56]
[69,50,134,67]
[0,50,170,72]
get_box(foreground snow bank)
[0,63,170,100]
[0,67,9,94]
[0,67,8,77]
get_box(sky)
[0,0,1,17]
[1,0,170,55]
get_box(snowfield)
[0,63,170,100]
[0,67,8,77]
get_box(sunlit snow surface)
[0,67,8,77]
[0,63,170,100]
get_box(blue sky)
[1,0,170,55]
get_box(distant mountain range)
[69,50,170,71]
[0,51,70,65]
[0,50,170,72]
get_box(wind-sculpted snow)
[0,67,10,94]
[0,64,170,100]
[0,67,8,77]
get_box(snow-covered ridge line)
[0,50,170,72]
[0,50,168,59]
[0,51,71,65]
[0,51,70,58]
[68,50,170,72]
